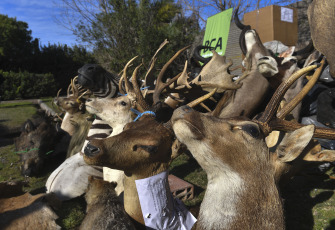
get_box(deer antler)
[152,46,191,108]
[191,51,242,93]
[143,39,170,89]
[276,58,326,119]
[253,64,335,139]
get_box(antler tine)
[255,64,320,135]
[67,82,71,97]
[277,58,325,119]
[118,73,126,95]
[144,40,169,88]
[77,90,90,101]
[163,88,217,130]
[71,78,79,98]
[56,89,62,99]
[187,88,217,108]
[269,118,335,140]
[131,64,151,112]
[211,90,234,117]
[153,45,191,106]
[149,39,169,67]
[176,61,192,89]
[122,56,138,94]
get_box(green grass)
[0,145,23,182]
[0,99,85,229]
[1,100,335,229]
[0,101,37,129]
[40,97,62,114]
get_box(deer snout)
[84,142,101,157]
[171,105,194,123]
[258,56,270,61]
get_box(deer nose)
[171,105,194,122]
[84,142,101,157]
[258,56,270,61]
[180,105,193,113]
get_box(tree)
[55,0,200,74]
[0,14,37,72]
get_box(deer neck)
[110,123,127,137]
[60,112,76,136]
[196,152,284,229]
[123,162,169,226]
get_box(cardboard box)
[243,5,298,46]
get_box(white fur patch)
[173,121,245,229]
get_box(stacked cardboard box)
[244,5,298,46]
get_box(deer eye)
[290,59,297,64]
[242,124,260,138]
[120,101,127,106]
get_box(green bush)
[0,70,57,100]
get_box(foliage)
[0,70,57,100]
[0,14,95,97]
[72,0,200,74]
[0,14,38,72]
[33,43,96,90]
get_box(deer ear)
[303,149,335,162]
[132,144,158,155]
[23,119,35,133]
[278,46,295,58]
[276,125,315,162]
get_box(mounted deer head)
[171,63,335,229]
[82,46,218,227]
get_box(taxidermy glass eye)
[242,124,260,138]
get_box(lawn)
[0,99,334,229]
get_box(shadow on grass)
[282,170,335,230]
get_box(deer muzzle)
[84,142,101,157]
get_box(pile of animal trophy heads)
[3,1,335,229]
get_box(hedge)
[0,70,57,100]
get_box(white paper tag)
[135,171,197,230]
[281,7,293,23]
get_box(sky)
[0,0,297,48]
[0,0,79,47]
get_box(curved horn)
[234,7,248,30]
[193,45,212,64]
[293,40,315,60]
[234,7,251,55]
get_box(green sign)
[201,8,233,58]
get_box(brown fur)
[80,176,135,230]
[0,183,60,230]
[172,106,285,230]
[219,30,271,118]
[83,116,174,227]
[54,96,92,158]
